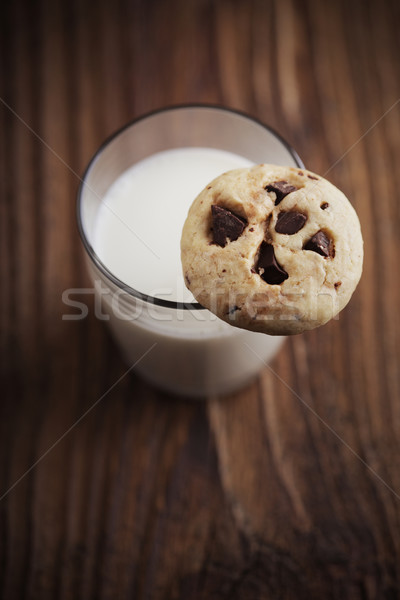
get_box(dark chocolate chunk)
[265,180,297,205]
[334,281,342,289]
[320,202,329,210]
[304,230,332,257]
[256,242,288,285]
[275,211,307,234]
[211,205,247,247]
[307,174,318,180]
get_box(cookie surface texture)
[180,165,363,335]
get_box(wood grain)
[1,0,400,598]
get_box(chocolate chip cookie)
[180,164,363,335]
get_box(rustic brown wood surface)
[1,0,400,598]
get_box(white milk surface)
[93,147,253,303]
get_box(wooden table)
[1,0,400,598]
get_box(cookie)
[180,164,363,335]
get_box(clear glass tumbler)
[77,105,304,397]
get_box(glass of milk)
[77,105,304,397]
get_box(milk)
[88,146,285,396]
[93,147,253,303]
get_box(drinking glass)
[77,105,304,397]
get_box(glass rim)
[76,103,305,311]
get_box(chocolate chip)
[320,202,329,210]
[249,227,254,232]
[307,174,318,180]
[298,171,304,176]
[275,211,307,234]
[256,242,288,285]
[211,205,247,247]
[334,281,342,289]
[265,180,297,205]
[304,230,332,257]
